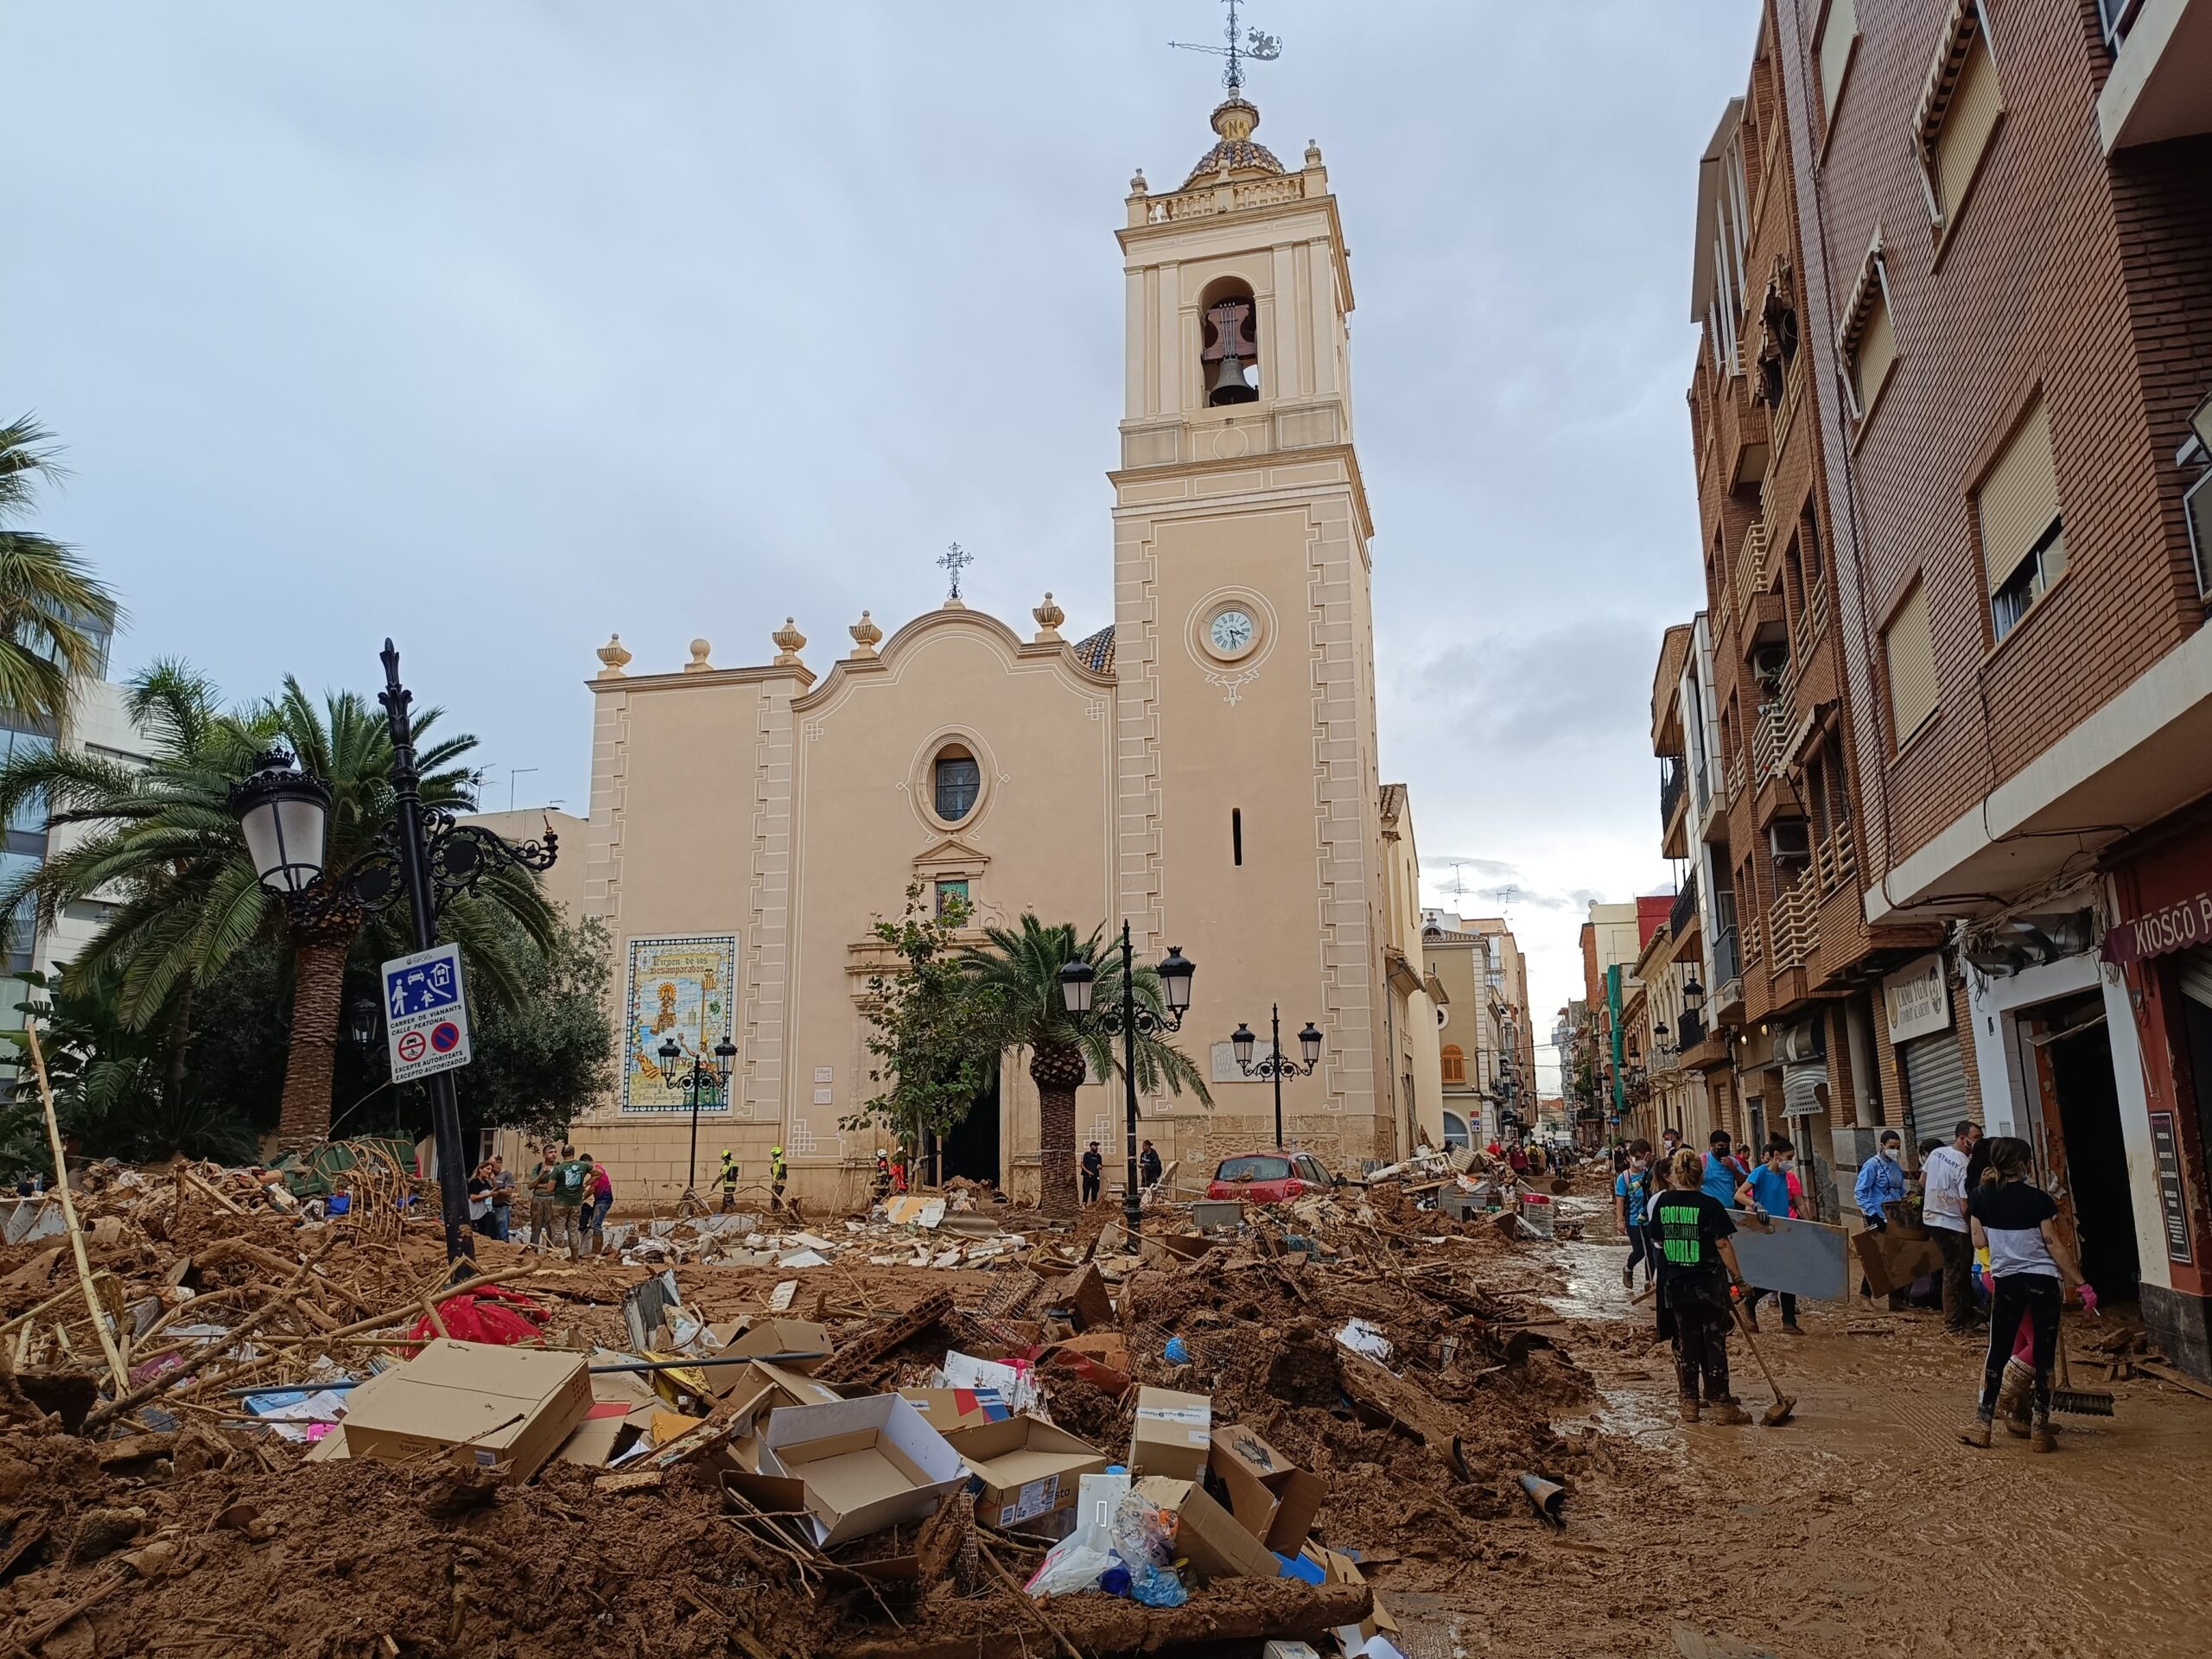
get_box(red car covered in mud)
[1206,1150,1339,1205]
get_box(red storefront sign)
[2102,889,2212,965]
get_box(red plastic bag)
[405,1287,550,1347]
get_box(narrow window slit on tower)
[1232,807,1243,865]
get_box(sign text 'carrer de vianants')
[2101,890,2212,966]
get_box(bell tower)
[1110,93,1389,1165]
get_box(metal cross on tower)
[938,542,974,601]
[1170,0,1281,98]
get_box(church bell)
[1208,350,1258,406]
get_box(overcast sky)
[10,1,1764,1083]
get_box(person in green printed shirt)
[1654,1147,1752,1426]
[545,1141,590,1260]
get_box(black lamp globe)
[1683,976,1706,1008]
[1230,1022,1256,1067]
[1156,945,1195,1014]
[658,1037,683,1072]
[1298,1021,1324,1065]
[229,748,333,896]
[712,1039,737,1085]
[1058,958,1097,1016]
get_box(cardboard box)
[1129,1385,1211,1480]
[340,1339,591,1484]
[1209,1423,1325,1553]
[738,1394,966,1548]
[1311,1546,1402,1656]
[1853,1226,1944,1298]
[946,1414,1109,1530]
[1132,1476,1279,1582]
[898,1386,1012,1436]
[556,1359,663,1465]
[1037,1262,1115,1332]
[721,1318,833,1375]
[721,1360,849,1475]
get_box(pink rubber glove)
[2077,1283,2099,1315]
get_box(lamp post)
[229,640,558,1268]
[1058,923,1194,1246]
[657,1036,738,1207]
[1228,1006,1322,1151]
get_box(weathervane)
[938,542,974,601]
[1170,0,1281,98]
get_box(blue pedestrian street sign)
[382,943,472,1084]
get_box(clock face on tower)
[1209,609,1255,656]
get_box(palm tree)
[0,416,121,727]
[0,664,555,1147]
[962,914,1209,1219]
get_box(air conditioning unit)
[1781,1020,1827,1064]
[1753,644,1789,688]
[1768,819,1812,864]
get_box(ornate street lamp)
[1228,1007,1322,1151]
[658,1036,739,1208]
[230,640,558,1268]
[1058,924,1193,1246]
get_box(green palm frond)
[0,416,124,728]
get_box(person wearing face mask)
[1736,1137,1804,1333]
[1700,1130,1746,1207]
[1615,1139,1656,1291]
[1853,1129,1910,1308]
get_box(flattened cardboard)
[1129,1385,1211,1480]
[1209,1423,1326,1552]
[1132,1476,1279,1582]
[1853,1227,1943,1297]
[749,1394,966,1548]
[945,1414,1109,1529]
[340,1338,590,1484]
[720,1360,847,1476]
[1313,1547,1402,1649]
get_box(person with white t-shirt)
[1921,1122,1979,1332]
[1961,1137,2089,1452]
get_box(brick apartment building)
[1669,0,2211,1372]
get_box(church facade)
[570,95,1438,1209]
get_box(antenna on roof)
[1170,0,1281,99]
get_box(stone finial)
[1032,592,1065,643]
[684,638,713,673]
[1304,139,1323,168]
[772,617,807,667]
[1128,168,1147,196]
[848,610,882,658]
[595,633,632,678]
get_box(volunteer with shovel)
[1655,1147,1753,1425]
[1961,1136,2091,1452]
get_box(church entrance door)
[936,1067,1001,1189]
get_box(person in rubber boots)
[1655,1147,1753,1425]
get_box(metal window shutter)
[1977,397,2060,594]
[1819,0,1858,118]
[1853,295,1895,413]
[1934,33,2002,226]
[1782,1063,1826,1119]
[1885,584,1939,741]
[2179,945,2212,1011]
[1902,1031,1974,1143]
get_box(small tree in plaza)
[845,883,999,1168]
[962,913,1208,1220]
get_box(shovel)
[1729,1302,1796,1425]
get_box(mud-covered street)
[1430,1195,2212,1659]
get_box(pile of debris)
[0,1157,1602,1656]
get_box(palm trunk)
[161,982,194,1113]
[276,930,353,1148]
[1031,1043,1086,1219]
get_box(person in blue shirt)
[1700,1130,1746,1206]
[1614,1138,1656,1291]
[1734,1137,1803,1333]
[1853,1129,1907,1227]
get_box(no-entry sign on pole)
[382,942,472,1084]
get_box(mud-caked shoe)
[1677,1396,1700,1424]
[1707,1400,1753,1426]
[2031,1420,2057,1453]
[1961,1415,1993,1448]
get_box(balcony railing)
[1676,1007,1707,1051]
[1659,754,1687,830]
[1768,870,1821,971]
[1725,750,1745,803]
[1751,696,1790,784]
[1816,818,1858,897]
[1669,869,1700,938]
[1733,523,1768,628]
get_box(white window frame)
[1839,247,1895,423]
